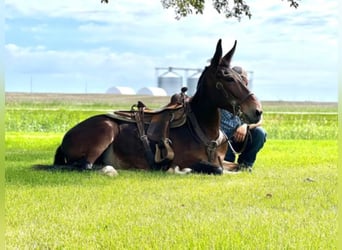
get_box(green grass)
[6,110,338,139]
[5,134,337,249]
[5,94,338,249]
[5,95,338,140]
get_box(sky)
[4,0,338,102]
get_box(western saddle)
[108,87,189,170]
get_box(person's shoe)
[223,161,239,171]
[222,161,241,174]
[238,163,252,172]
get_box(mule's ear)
[220,40,237,68]
[210,39,222,67]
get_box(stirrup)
[154,138,174,164]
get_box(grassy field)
[5,93,338,249]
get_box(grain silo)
[247,71,254,91]
[158,68,183,96]
[106,86,136,95]
[186,70,202,96]
[137,87,167,96]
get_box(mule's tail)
[54,146,66,165]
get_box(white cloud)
[5,0,338,100]
[5,43,159,93]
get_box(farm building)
[187,71,202,96]
[106,86,136,95]
[157,68,183,96]
[137,87,167,96]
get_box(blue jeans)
[225,127,267,167]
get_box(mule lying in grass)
[54,39,262,175]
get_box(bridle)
[215,81,254,117]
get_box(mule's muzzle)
[255,109,263,122]
[241,108,262,124]
[256,109,263,117]
[254,109,263,123]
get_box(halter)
[227,127,251,163]
[215,81,254,116]
[215,67,253,103]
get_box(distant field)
[5,92,338,112]
[5,92,338,140]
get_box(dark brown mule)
[54,39,262,175]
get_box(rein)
[227,128,251,163]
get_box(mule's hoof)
[174,166,192,175]
[99,165,118,177]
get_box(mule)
[54,39,262,175]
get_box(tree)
[100,0,300,20]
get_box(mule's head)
[196,39,262,124]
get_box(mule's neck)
[189,93,221,140]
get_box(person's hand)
[233,123,248,142]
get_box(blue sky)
[5,0,338,101]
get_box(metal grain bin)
[158,68,183,96]
[186,71,202,96]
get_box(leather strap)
[186,104,227,163]
[134,102,157,170]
